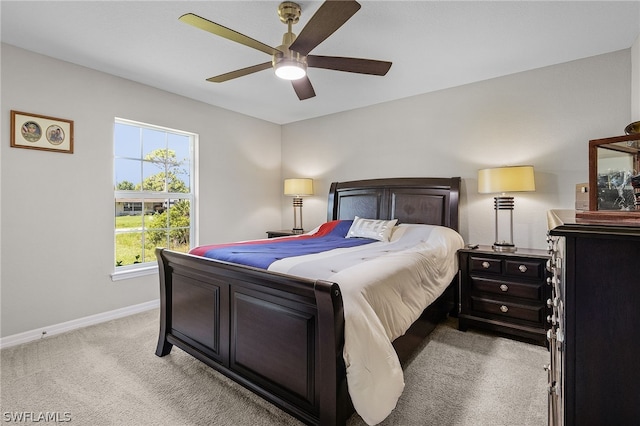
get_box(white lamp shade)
[478,166,536,194]
[284,178,314,196]
[274,61,307,80]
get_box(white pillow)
[346,216,398,242]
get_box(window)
[113,118,196,278]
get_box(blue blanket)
[190,220,377,269]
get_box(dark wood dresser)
[458,246,551,346]
[547,211,640,425]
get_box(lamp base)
[292,228,304,235]
[492,242,517,252]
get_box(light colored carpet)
[1,309,547,425]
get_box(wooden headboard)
[327,177,460,232]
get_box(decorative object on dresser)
[574,183,589,211]
[477,165,536,252]
[284,178,313,234]
[547,210,640,426]
[458,245,551,346]
[624,120,640,135]
[578,133,640,222]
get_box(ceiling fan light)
[274,60,306,80]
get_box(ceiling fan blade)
[307,55,392,76]
[179,13,281,56]
[289,0,361,56]
[206,62,273,83]
[291,76,316,100]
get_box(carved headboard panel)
[327,177,460,231]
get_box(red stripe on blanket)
[189,220,343,257]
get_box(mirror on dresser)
[578,133,640,222]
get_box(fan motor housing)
[278,2,301,24]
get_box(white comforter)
[268,224,465,425]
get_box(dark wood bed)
[155,177,461,425]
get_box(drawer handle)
[482,261,490,269]
[500,305,509,313]
[500,284,509,292]
[518,264,528,273]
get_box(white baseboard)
[0,299,160,349]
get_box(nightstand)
[266,230,298,238]
[458,245,551,346]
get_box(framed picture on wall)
[10,110,74,154]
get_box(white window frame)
[111,118,197,281]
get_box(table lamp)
[478,165,535,252]
[284,178,313,234]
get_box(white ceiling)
[2,1,639,125]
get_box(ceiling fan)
[179,0,392,100]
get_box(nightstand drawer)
[469,256,502,274]
[505,259,544,280]
[470,296,544,323]
[471,277,542,300]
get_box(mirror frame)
[584,133,640,222]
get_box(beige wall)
[1,44,282,337]
[281,50,632,250]
[1,44,634,339]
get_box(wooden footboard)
[155,248,352,425]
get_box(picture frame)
[10,110,74,154]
